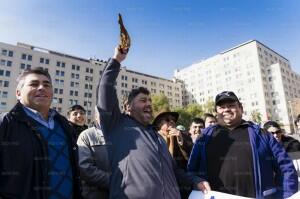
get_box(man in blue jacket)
[188,91,298,198]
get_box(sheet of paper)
[188,191,254,199]
[189,190,300,199]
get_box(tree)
[251,109,262,124]
[173,103,204,128]
[202,97,215,114]
[151,94,170,117]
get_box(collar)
[23,106,56,129]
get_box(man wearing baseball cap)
[188,91,298,198]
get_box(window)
[0,60,5,66]
[5,71,10,77]
[40,58,44,63]
[61,62,65,68]
[56,61,61,67]
[72,65,76,70]
[45,59,50,64]
[27,55,32,61]
[59,89,63,94]
[21,54,26,60]
[76,65,80,71]
[0,70,3,76]
[8,51,13,57]
[2,91,8,98]
[4,81,9,87]
[6,61,12,67]
[1,49,7,55]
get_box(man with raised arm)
[97,48,203,199]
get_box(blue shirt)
[23,106,56,129]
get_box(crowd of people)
[1,46,300,199]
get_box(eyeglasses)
[269,130,282,135]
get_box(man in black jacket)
[0,67,81,199]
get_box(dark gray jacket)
[77,126,110,199]
[97,58,201,199]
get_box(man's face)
[267,126,282,142]
[69,109,86,126]
[16,73,53,113]
[205,117,217,127]
[128,93,153,126]
[216,101,243,129]
[158,115,176,136]
[189,122,204,136]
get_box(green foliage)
[202,97,215,114]
[251,109,262,124]
[173,103,203,127]
[151,93,170,116]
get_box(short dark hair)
[263,120,281,130]
[127,87,150,104]
[17,67,52,90]
[203,113,216,121]
[191,117,205,126]
[67,105,86,116]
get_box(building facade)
[0,42,183,123]
[175,40,300,133]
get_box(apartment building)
[175,40,300,133]
[0,42,183,123]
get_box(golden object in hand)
[118,13,131,53]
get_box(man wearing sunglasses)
[188,91,298,198]
[264,120,300,152]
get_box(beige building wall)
[0,42,183,124]
[175,40,300,133]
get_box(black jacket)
[0,102,82,199]
[282,135,300,152]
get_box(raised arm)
[96,47,127,131]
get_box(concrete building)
[0,41,183,124]
[175,40,300,133]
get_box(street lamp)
[288,100,297,134]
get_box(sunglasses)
[269,130,282,135]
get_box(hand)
[168,128,181,137]
[195,181,211,194]
[113,46,128,63]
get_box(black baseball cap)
[215,91,240,106]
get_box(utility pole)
[288,100,297,134]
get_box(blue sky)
[0,0,299,78]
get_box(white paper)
[189,190,300,199]
[188,190,254,199]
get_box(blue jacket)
[187,123,298,199]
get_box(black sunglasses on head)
[269,130,281,135]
